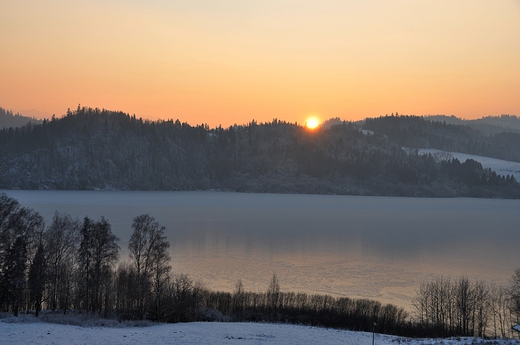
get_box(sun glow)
[305,117,321,130]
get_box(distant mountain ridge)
[1,106,519,198]
[0,107,43,129]
[426,114,520,136]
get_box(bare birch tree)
[128,214,170,319]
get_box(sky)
[1,0,519,127]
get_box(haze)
[1,0,519,127]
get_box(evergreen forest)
[1,106,519,198]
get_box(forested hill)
[0,107,519,198]
[363,115,520,162]
[426,114,520,136]
[0,107,42,129]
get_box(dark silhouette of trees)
[77,216,119,314]
[266,273,281,310]
[45,212,80,313]
[28,243,46,316]
[510,268,520,321]
[1,108,519,197]
[413,276,497,338]
[128,214,171,319]
[0,236,28,316]
[0,107,42,129]
[0,193,44,315]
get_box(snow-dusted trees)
[128,214,171,319]
[77,216,119,314]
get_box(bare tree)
[128,214,170,319]
[266,273,280,310]
[44,212,80,312]
[473,280,489,337]
[413,276,454,334]
[28,243,46,316]
[0,194,44,282]
[78,216,119,314]
[510,268,520,322]
[114,262,138,320]
[455,276,475,336]
[232,279,245,315]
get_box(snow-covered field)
[1,318,518,345]
[416,148,520,181]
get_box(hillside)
[0,107,42,129]
[1,107,519,198]
[426,114,520,136]
[364,115,520,162]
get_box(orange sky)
[1,0,519,127]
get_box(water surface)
[3,190,519,310]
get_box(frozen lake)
[2,190,519,311]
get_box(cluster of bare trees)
[203,274,410,336]
[413,275,520,338]
[115,214,179,320]
[0,193,176,320]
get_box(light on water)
[3,190,519,310]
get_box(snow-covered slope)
[416,148,520,182]
[1,319,517,345]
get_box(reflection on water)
[3,190,519,310]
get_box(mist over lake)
[3,190,519,310]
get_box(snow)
[513,324,520,333]
[1,319,518,345]
[415,148,520,181]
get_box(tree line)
[364,114,520,163]
[1,107,519,197]
[2,192,520,338]
[413,273,520,338]
[0,107,41,129]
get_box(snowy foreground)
[1,319,519,345]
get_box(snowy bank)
[1,319,518,345]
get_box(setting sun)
[305,117,321,130]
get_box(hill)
[364,115,520,162]
[1,107,519,198]
[0,107,42,129]
[426,114,520,136]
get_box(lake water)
[2,190,519,311]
